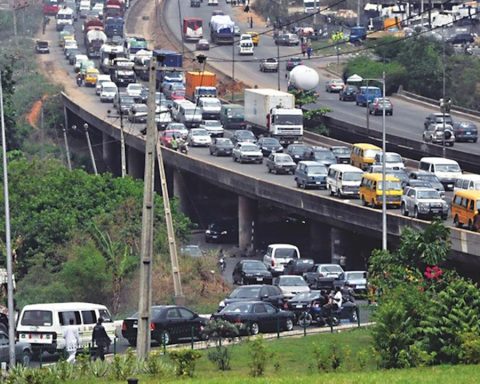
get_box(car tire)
[267,167,271,173]
[361,196,367,206]
[468,219,473,230]
[297,312,312,327]
[454,215,462,228]
[371,199,376,208]
[401,203,408,216]
[240,277,244,285]
[127,338,137,347]
[249,322,260,335]
[285,317,294,331]
[159,330,171,346]
[21,350,32,367]
[414,207,419,219]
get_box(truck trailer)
[185,71,217,102]
[244,88,303,145]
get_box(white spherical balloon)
[289,65,320,90]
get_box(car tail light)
[283,302,289,309]
[271,259,275,267]
[122,321,127,331]
[150,322,155,331]
[318,273,324,277]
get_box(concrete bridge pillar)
[331,227,348,269]
[127,146,144,179]
[102,132,121,175]
[173,170,189,215]
[309,221,332,263]
[238,196,257,251]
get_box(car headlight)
[206,230,211,234]
[221,231,227,235]
[219,300,225,308]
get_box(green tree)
[0,65,19,149]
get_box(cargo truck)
[209,15,235,44]
[153,49,183,88]
[56,7,74,31]
[105,16,124,38]
[185,71,217,102]
[85,30,107,58]
[244,88,303,145]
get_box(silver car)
[0,331,32,366]
[401,187,449,220]
[423,123,455,146]
[265,153,296,174]
[232,143,263,164]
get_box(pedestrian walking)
[301,42,307,56]
[307,46,313,59]
[92,318,111,361]
[63,319,80,364]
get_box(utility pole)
[119,99,127,178]
[83,123,98,175]
[0,70,16,368]
[357,0,361,26]
[231,43,235,102]
[155,143,184,304]
[136,57,158,360]
[61,124,72,171]
[442,26,446,159]
[277,42,280,91]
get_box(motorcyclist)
[170,135,178,151]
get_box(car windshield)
[238,131,255,138]
[435,164,461,172]
[313,151,335,162]
[321,265,343,273]
[343,172,362,181]
[202,99,221,107]
[417,174,439,182]
[103,87,117,93]
[417,190,441,199]
[308,165,327,175]
[204,121,221,127]
[216,139,232,146]
[275,248,298,258]
[288,145,306,154]
[121,96,135,104]
[192,129,208,136]
[346,272,365,280]
[243,261,267,271]
[275,115,303,125]
[275,155,293,163]
[384,153,402,162]
[225,108,244,118]
[364,149,381,158]
[332,147,350,156]
[241,144,259,151]
[266,58,277,63]
[378,181,402,190]
[21,310,53,326]
[229,286,261,298]
[222,302,252,313]
[291,291,320,301]
[279,277,307,287]
[387,170,407,180]
[261,138,279,145]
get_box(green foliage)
[312,341,344,372]
[203,319,240,345]
[459,332,480,364]
[247,336,272,377]
[142,351,175,376]
[87,359,110,378]
[110,348,137,380]
[208,346,233,371]
[169,349,202,377]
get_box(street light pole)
[381,71,387,251]
[83,123,98,175]
[442,27,446,159]
[231,42,235,102]
[0,71,16,367]
[60,124,72,171]
[277,42,280,91]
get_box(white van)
[419,157,462,191]
[263,244,300,275]
[56,7,74,31]
[176,100,203,128]
[454,174,480,192]
[16,302,115,355]
[197,97,221,120]
[99,81,118,102]
[96,74,112,95]
[327,164,363,197]
[238,40,254,55]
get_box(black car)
[219,285,284,311]
[303,146,336,168]
[212,301,295,335]
[283,258,315,276]
[338,85,358,101]
[452,121,478,143]
[257,137,283,156]
[285,290,322,320]
[286,143,308,163]
[233,260,272,285]
[330,146,351,164]
[190,0,200,7]
[205,220,237,243]
[35,40,50,54]
[0,331,32,366]
[209,137,234,157]
[286,57,303,71]
[447,33,474,45]
[67,49,81,65]
[231,129,256,145]
[121,305,207,346]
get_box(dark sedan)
[212,301,295,335]
[121,305,207,346]
[0,331,32,366]
[453,121,478,143]
[257,137,283,156]
[218,285,284,311]
[304,147,337,168]
[286,143,308,163]
[232,260,272,285]
[205,220,237,243]
[285,291,322,321]
[231,129,257,145]
[286,57,303,71]
[330,146,351,164]
[283,258,315,276]
[338,85,358,101]
[209,137,234,156]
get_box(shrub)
[247,336,272,377]
[207,346,232,371]
[459,332,480,364]
[312,342,344,372]
[110,348,137,380]
[169,349,202,377]
[142,351,174,376]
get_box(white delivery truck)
[244,88,303,145]
[56,7,74,31]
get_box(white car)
[126,83,144,98]
[92,3,104,16]
[199,120,224,137]
[207,0,218,5]
[187,128,212,147]
[239,34,253,42]
[374,152,405,170]
[99,81,118,103]
[273,275,310,299]
[96,74,112,95]
[74,54,89,72]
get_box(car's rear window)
[21,310,53,326]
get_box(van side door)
[80,310,98,347]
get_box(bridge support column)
[173,170,189,215]
[238,196,257,251]
[127,146,144,179]
[102,132,121,175]
[309,221,332,263]
[331,227,348,268]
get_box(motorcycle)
[297,298,358,327]
[178,140,188,154]
[218,257,226,273]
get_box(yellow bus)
[360,173,402,208]
[350,143,382,171]
[451,189,480,231]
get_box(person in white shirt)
[333,287,343,309]
[63,319,80,363]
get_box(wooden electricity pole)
[136,58,158,359]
